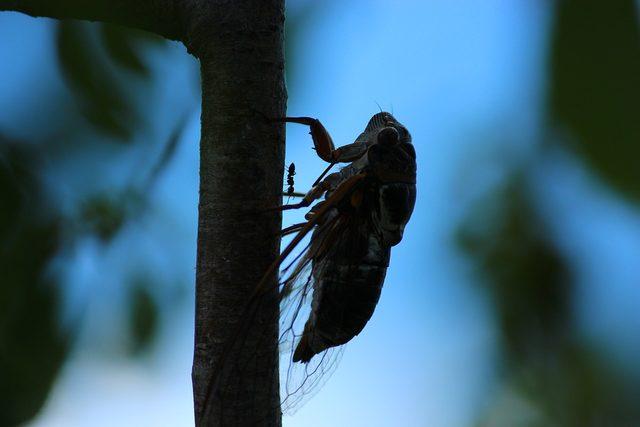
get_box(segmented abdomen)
[311,262,386,344]
[293,225,389,362]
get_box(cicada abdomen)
[293,226,389,362]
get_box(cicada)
[205,112,416,415]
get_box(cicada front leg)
[273,117,368,164]
[273,117,335,163]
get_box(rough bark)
[188,2,286,426]
[0,1,286,426]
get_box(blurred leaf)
[0,15,182,423]
[458,176,570,363]
[79,191,142,241]
[141,111,190,191]
[0,139,34,232]
[481,344,640,427]
[128,281,158,355]
[56,21,138,140]
[100,24,151,75]
[549,0,640,200]
[0,143,70,426]
[460,175,640,426]
[538,345,640,427]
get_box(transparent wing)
[276,210,349,413]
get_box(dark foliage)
[550,0,640,201]
[0,21,177,425]
[458,179,571,364]
[56,22,162,140]
[460,178,640,426]
[458,2,640,424]
[128,281,158,355]
[0,142,69,426]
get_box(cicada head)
[355,112,412,146]
[363,112,416,184]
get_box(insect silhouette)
[285,162,296,197]
[205,111,416,416]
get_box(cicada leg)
[266,179,333,212]
[268,169,348,213]
[266,199,311,212]
[253,173,366,296]
[273,117,336,163]
[282,191,306,198]
[280,222,306,237]
[273,117,368,164]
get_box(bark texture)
[189,2,286,426]
[0,0,186,41]
[0,1,286,426]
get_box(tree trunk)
[0,1,287,426]
[189,3,286,426]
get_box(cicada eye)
[396,125,411,142]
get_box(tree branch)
[190,1,286,425]
[0,0,187,41]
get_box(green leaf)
[56,21,135,139]
[549,0,640,200]
[128,282,158,355]
[100,24,151,75]
[460,175,640,425]
[0,143,70,426]
[457,176,570,363]
[79,194,128,241]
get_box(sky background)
[1,1,639,426]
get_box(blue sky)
[1,1,639,426]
